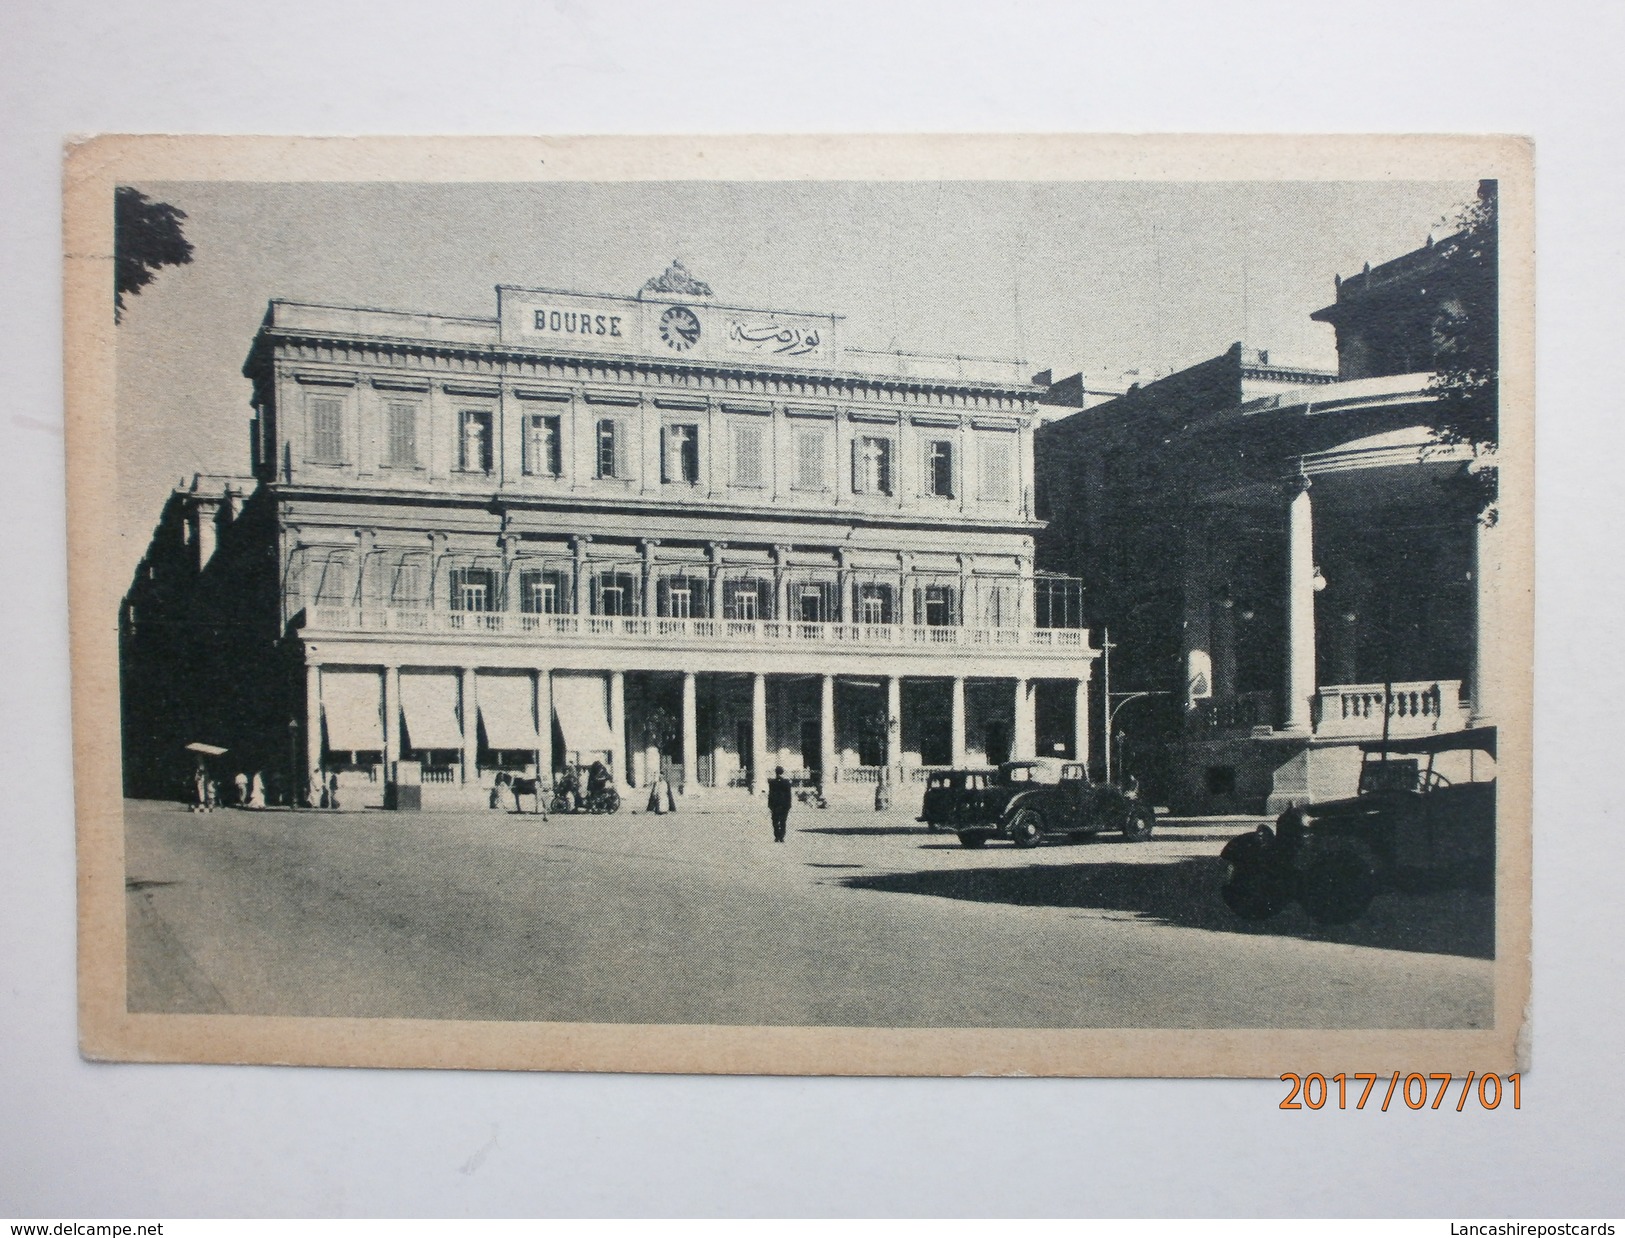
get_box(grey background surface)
[3,0,1618,1217]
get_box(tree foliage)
[115,187,193,323]
[1426,181,1499,518]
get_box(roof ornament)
[641,259,714,298]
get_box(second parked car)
[920,758,1156,848]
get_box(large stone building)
[122,262,1093,807]
[1035,209,1498,815]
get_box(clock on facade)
[658,305,702,352]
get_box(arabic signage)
[724,317,829,360]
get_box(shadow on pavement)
[837,856,1493,959]
[797,826,935,837]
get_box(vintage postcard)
[67,134,1533,1075]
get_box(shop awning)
[398,671,464,751]
[551,672,616,759]
[477,672,538,751]
[320,670,384,751]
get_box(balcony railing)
[1195,690,1276,732]
[1312,680,1468,739]
[1194,681,1469,740]
[303,605,1089,654]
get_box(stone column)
[459,667,477,784]
[305,663,322,798]
[572,535,590,617]
[707,541,726,621]
[609,670,628,787]
[383,665,401,773]
[950,676,967,768]
[750,673,768,794]
[1470,506,1498,726]
[885,675,902,773]
[1013,677,1035,759]
[773,545,789,624]
[640,538,658,619]
[1283,475,1318,734]
[535,670,553,781]
[1073,677,1090,766]
[681,671,698,796]
[819,674,837,783]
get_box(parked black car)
[920,758,1155,848]
[1220,726,1496,925]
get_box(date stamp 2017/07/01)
[1281,1073,1523,1111]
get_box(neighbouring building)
[1035,217,1498,815]
[122,262,1095,808]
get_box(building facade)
[1035,221,1497,815]
[124,263,1095,807]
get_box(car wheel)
[1120,802,1155,842]
[1221,864,1289,920]
[1298,849,1379,925]
[1009,809,1043,849]
[957,831,988,848]
[924,821,940,833]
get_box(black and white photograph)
[67,135,1531,1077]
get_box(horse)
[508,776,548,815]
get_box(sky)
[114,178,1478,588]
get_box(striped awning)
[477,672,538,751]
[550,673,615,760]
[398,671,463,751]
[321,669,384,751]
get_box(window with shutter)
[448,567,496,612]
[794,428,825,489]
[978,436,1014,501]
[854,436,893,495]
[925,440,954,497]
[459,410,493,473]
[663,424,699,483]
[391,560,427,608]
[612,419,631,480]
[308,396,345,463]
[525,414,561,476]
[596,419,618,478]
[384,402,418,468]
[732,423,764,487]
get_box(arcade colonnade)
[304,659,1092,805]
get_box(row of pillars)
[1184,473,1499,733]
[304,665,1089,795]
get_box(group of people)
[188,765,268,812]
[489,760,619,814]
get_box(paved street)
[124,797,1494,1029]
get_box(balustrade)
[305,604,1085,654]
[1312,680,1468,739]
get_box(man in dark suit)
[767,766,793,843]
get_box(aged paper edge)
[66,133,1535,1077]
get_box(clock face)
[658,305,702,352]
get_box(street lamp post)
[1099,625,1170,783]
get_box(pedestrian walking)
[247,770,265,809]
[767,766,793,843]
[233,771,249,807]
[327,772,341,811]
